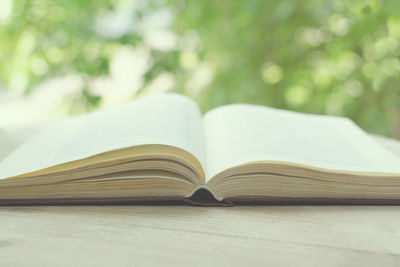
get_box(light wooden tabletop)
[0,129,400,267]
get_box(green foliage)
[1,0,399,137]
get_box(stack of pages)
[1,94,400,205]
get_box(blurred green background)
[0,0,399,138]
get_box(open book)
[1,94,400,205]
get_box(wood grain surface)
[0,129,400,267]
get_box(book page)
[0,94,204,179]
[0,123,44,161]
[203,104,400,180]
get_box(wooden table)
[1,129,400,266]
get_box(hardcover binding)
[225,197,400,205]
[0,196,185,205]
[0,197,233,206]
[1,196,400,206]
[0,188,234,206]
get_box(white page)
[0,94,204,179]
[203,104,400,180]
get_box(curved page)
[203,104,400,180]
[0,94,204,179]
